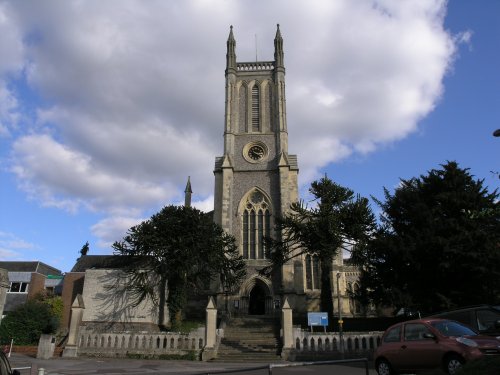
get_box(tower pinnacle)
[274,24,284,68]
[184,176,192,207]
[226,25,236,73]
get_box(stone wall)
[81,269,163,328]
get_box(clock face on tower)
[248,145,265,160]
[243,142,268,163]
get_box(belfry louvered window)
[251,85,260,132]
[242,190,271,259]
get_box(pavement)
[8,353,378,375]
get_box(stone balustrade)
[77,327,205,358]
[292,328,383,354]
[237,61,274,71]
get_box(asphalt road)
[8,353,378,375]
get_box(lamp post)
[336,272,344,358]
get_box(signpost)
[307,312,328,333]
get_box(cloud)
[0,231,36,259]
[91,216,144,249]
[0,0,461,249]
[11,134,175,213]
[0,1,24,136]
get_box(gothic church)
[212,25,358,318]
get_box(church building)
[212,25,360,319]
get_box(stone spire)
[274,24,284,69]
[226,25,237,74]
[184,176,192,207]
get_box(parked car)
[429,305,500,337]
[374,318,500,375]
[0,351,20,375]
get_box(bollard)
[38,368,45,375]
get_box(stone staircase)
[215,316,282,362]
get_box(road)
[9,353,378,375]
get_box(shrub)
[0,300,59,345]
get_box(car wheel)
[444,354,464,375]
[376,358,395,375]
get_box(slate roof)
[0,261,62,276]
[70,255,130,272]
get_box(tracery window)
[305,255,321,290]
[251,85,260,132]
[242,190,271,259]
[348,282,362,314]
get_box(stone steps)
[214,316,282,362]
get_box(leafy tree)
[264,176,376,318]
[33,291,64,324]
[0,300,58,345]
[113,205,246,328]
[352,161,500,314]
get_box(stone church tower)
[213,25,302,315]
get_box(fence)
[292,328,383,355]
[77,327,206,358]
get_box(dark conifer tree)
[352,161,500,314]
[113,205,246,328]
[264,176,375,318]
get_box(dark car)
[374,318,500,375]
[0,351,20,375]
[429,305,500,337]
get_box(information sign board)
[307,312,328,326]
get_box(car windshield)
[431,320,477,337]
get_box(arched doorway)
[248,284,266,315]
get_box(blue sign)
[307,312,329,326]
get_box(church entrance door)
[248,284,266,315]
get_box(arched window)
[251,85,260,132]
[305,255,321,290]
[354,283,361,314]
[242,190,271,259]
[239,84,247,133]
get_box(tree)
[352,161,500,314]
[113,205,246,328]
[0,300,59,345]
[33,291,64,324]
[264,176,376,318]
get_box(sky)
[0,0,498,273]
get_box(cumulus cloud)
[91,216,144,249]
[0,0,461,250]
[0,231,36,259]
[0,1,24,136]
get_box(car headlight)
[456,337,478,347]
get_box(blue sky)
[0,1,498,273]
